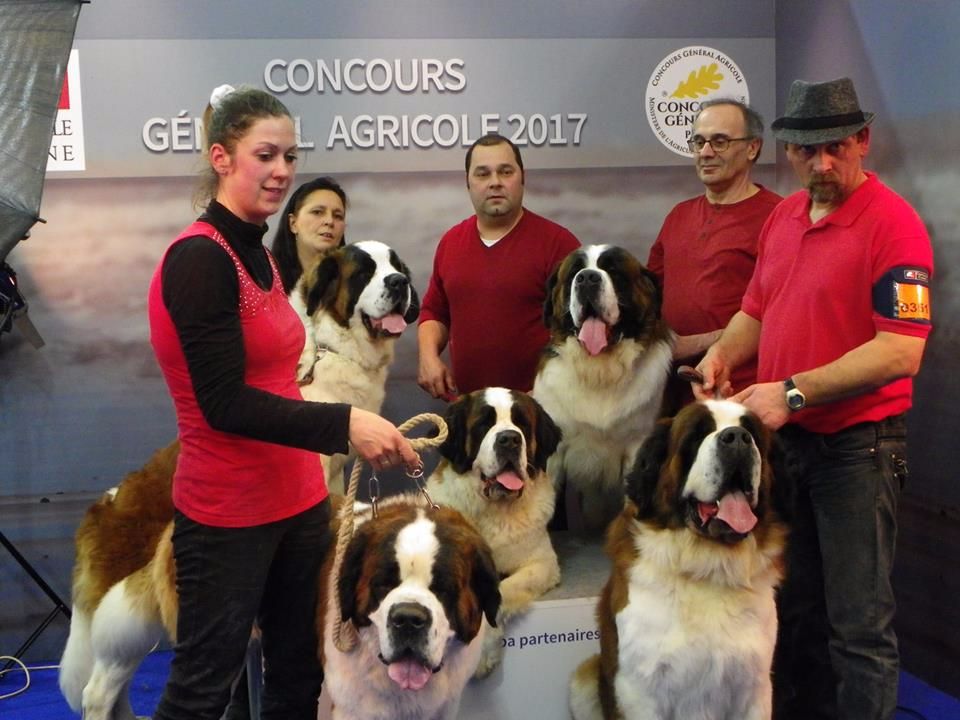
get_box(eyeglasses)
[686,136,753,153]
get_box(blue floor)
[1,650,958,719]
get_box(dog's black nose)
[387,603,430,630]
[718,426,752,447]
[495,430,522,450]
[385,273,409,291]
[575,269,602,288]
[716,426,756,467]
[388,602,432,638]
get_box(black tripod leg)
[0,530,72,673]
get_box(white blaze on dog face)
[681,400,762,507]
[354,240,412,322]
[368,512,454,673]
[472,388,530,485]
[569,244,621,328]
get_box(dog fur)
[318,494,501,719]
[291,240,419,493]
[533,244,673,532]
[58,442,179,720]
[568,400,787,720]
[425,387,563,676]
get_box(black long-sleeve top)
[160,200,350,455]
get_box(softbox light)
[0,0,83,264]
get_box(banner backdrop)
[55,37,774,178]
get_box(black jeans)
[153,498,331,720]
[773,415,907,720]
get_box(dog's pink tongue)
[578,318,608,356]
[387,658,432,691]
[376,313,408,334]
[496,470,524,490]
[716,491,757,534]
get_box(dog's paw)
[473,626,504,679]
[474,644,503,679]
[498,598,532,621]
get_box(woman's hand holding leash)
[348,407,421,473]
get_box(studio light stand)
[0,530,71,673]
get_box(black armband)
[872,266,931,324]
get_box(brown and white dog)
[425,387,563,676]
[58,470,499,720]
[291,240,420,493]
[58,442,179,720]
[319,494,501,719]
[569,400,787,720]
[533,244,673,532]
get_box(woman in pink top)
[147,84,418,720]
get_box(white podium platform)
[318,532,608,719]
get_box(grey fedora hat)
[771,77,874,145]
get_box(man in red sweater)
[647,99,781,411]
[418,133,580,398]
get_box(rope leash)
[331,412,448,653]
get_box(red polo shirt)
[742,173,933,433]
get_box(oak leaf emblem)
[671,63,724,99]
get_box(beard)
[481,200,514,217]
[807,175,844,204]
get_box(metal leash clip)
[408,463,439,510]
[368,471,381,519]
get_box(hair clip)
[209,84,236,110]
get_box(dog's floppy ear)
[542,262,565,330]
[638,266,663,321]
[767,430,797,524]
[305,252,342,318]
[447,537,501,643]
[471,543,502,631]
[439,397,474,474]
[389,250,421,325]
[337,524,372,627]
[531,399,562,473]
[624,419,671,517]
[403,284,421,325]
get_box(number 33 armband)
[872,266,932,324]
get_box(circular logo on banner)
[646,46,750,157]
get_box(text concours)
[141,56,589,152]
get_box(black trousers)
[773,416,907,720]
[153,498,332,720]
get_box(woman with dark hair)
[271,176,348,293]
[147,84,418,720]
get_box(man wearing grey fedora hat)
[694,76,933,720]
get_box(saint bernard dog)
[533,244,673,532]
[58,468,499,720]
[291,240,420,492]
[568,400,788,720]
[319,494,501,719]
[425,387,563,676]
[58,442,180,720]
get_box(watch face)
[787,390,805,410]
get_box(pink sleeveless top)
[148,221,327,527]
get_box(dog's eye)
[431,575,458,604]
[510,409,531,436]
[371,580,394,603]
[678,432,706,467]
[369,566,400,603]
